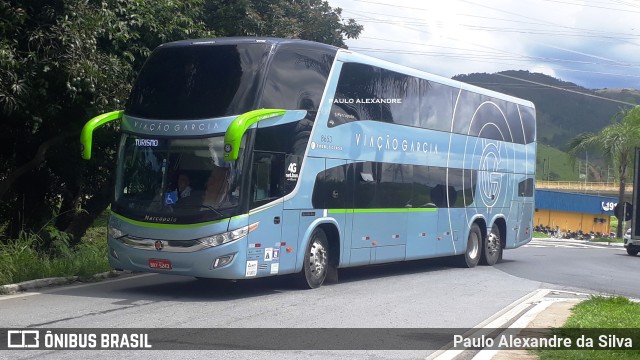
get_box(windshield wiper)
[199,204,224,218]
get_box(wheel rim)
[486,232,500,256]
[309,240,327,278]
[469,232,479,259]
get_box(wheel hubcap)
[309,241,327,277]
[487,232,499,255]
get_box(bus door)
[246,151,286,277]
[316,159,349,266]
[512,176,534,246]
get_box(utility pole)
[585,151,588,187]
[547,158,550,181]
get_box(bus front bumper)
[107,236,249,279]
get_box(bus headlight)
[197,222,259,248]
[108,225,127,239]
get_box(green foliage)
[202,0,363,47]
[567,106,640,237]
[564,296,640,328]
[536,296,640,360]
[0,224,109,286]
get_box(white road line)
[0,273,156,301]
[425,288,551,360]
[470,299,564,360]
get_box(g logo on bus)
[154,240,164,251]
[479,142,502,208]
[224,144,232,152]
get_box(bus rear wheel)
[459,224,481,268]
[297,228,329,289]
[481,224,502,266]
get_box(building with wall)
[534,189,618,235]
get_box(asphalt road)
[1,257,542,360]
[1,239,638,359]
[496,238,640,298]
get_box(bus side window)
[251,152,285,207]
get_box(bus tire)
[481,224,502,266]
[627,247,639,256]
[460,223,482,268]
[297,228,329,289]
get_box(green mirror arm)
[224,109,286,161]
[80,110,124,160]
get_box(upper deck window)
[125,44,269,120]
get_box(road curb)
[0,270,130,295]
[426,289,551,360]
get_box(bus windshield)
[113,135,244,223]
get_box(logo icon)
[154,241,164,251]
[479,142,502,208]
[7,330,40,348]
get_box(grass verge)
[535,296,640,359]
[590,237,624,243]
[0,211,111,287]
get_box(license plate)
[148,258,172,270]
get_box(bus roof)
[154,37,534,109]
[157,37,340,53]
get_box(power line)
[339,0,640,87]
[494,73,639,105]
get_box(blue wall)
[535,189,617,215]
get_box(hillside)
[596,88,640,105]
[452,71,639,150]
[536,143,580,181]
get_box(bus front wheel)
[460,224,482,268]
[627,247,639,256]
[297,228,329,289]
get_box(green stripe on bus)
[328,208,437,214]
[111,212,238,229]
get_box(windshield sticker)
[135,139,159,147]
[164,191,178,205]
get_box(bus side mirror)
[80,110,124,160]
[224,109,286,162]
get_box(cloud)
[329,0,640,89]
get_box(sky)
[328,0,640,90]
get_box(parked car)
[624,228,639,256]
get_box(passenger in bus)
[202,166,230,208]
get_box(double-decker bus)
[81,37,536,288]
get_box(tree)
[567,106,640,237]
[202,0,363,47]
[0,0,361,244]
